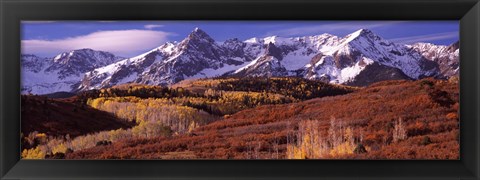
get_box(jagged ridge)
[22,28,459,94]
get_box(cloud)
[22,30,171,57]
[144,24,164,29]
[265,21,407,37]
[390,31,459,44]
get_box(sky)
[21,21,459,58]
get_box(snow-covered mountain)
[77,28,458,91]
[21,49,124,94]
[22,28,459,94]
[76,28,257,91]
[233,29,447,86]
[409,41,459,77]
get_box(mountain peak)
[449,40,459,48]
[51,48,122,68]
[244,37,260,44]
[79,48,114,54]
[357,28,373,34]
[190,27,207,36]
[73,48,95,52]
[187,27,215,43]
[350,29,375,38]
[54,48,117,61]
[64,48,115,57]
[315,33,336,38]
[447,40,459,52]
[343,28,382,43]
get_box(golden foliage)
[52,143,68,154]
[287,118,363,159]
[26,78,459,160]
[22,147,45,159]
[88,97,217,133]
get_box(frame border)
[1,0,479,179]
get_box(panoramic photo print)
[20,21,459,159]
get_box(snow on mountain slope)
[409,41,459,77]
[77,46,168,90]
[234,29,441,84]
[21,49,124,94]
[22,28,459,94]
[77,28,255,91]
[76,28,459,91]
[299,29,439,84]
[234,33,340,76]
[47,49,125,78]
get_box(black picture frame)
[1,0,479,179]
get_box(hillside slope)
[67,79,459,159]
[21,95,135,138]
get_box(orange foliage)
[66,79,459,160]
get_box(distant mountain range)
[21,49,124,94]
[21,28,459,95]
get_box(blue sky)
[21,21,459,57]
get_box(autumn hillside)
[67,78,459,159]
[21,95,134,137]
[22,77,356,159]
[21,95,135,151]
[172,77,357,100]
[76,77,356,117]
